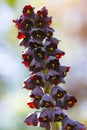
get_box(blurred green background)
[0,0,87,130]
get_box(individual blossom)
[46,56,60,71]
[23,72,45,90]
[74,121,86,130]
[45,27,54,38]
[62,116,76,130]
[33,47,46,62]
[54,49,65,59]
[39,109,52,130]
[21,48,33,68]
[46,69,65,85]
[30,86,43,101]
[59,66,70,78]
[51,85,66,100]
[22,5,35,18]
[29,59,44,73]
[24,113,38,126]
[18,30,30,47]
[44,37,59,55]
[31,28,46,41]
[28,38,43,50]
[62,93,77,109]
[36,7,48,19]
[35,16,52,28]
[52,107,66,122]
[23,77,35,90]
[13,15,24,30]
[40,94,54,108]
[39,109,52,122]
[19,18,34,31]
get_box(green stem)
[51,122,62,130]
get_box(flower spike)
[13,4,86,130]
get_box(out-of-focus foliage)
[0,0,87,130]
[6,0,16,6]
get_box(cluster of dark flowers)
[13,5,86,130]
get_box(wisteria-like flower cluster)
[13,5,86,130]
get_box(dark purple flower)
[33,47,46,62]
[51,85,66,100]
[52,107,66,122]
[74,121,86,130]
[46,56,59,71]
[62,93,77,109]
[23,72,44,90]
[22,48,33,68]
[31,28,46,41]
[35,16,52,28]
[29,59,44,73]
[22,5,35,17]
[28,38,43,50]
[19,37,29,47]
[13,15,24,30]
[45,27,54,38]
[23,77,35,90]
[30,87,43,101]
[44,37,59,55]
[55,49,65,58]
[56,99,65,110]
[19,18,34,31]
[29,72,45,87]
[24,113,38,126]
[62,116,76,130]
[37,7,48,19]
[40,94,54,108]
[39,111,51,130]
[39,109,52,122]
[46,70,65,85]
[59,66,70,78]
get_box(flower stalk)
[13,4,86,130]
